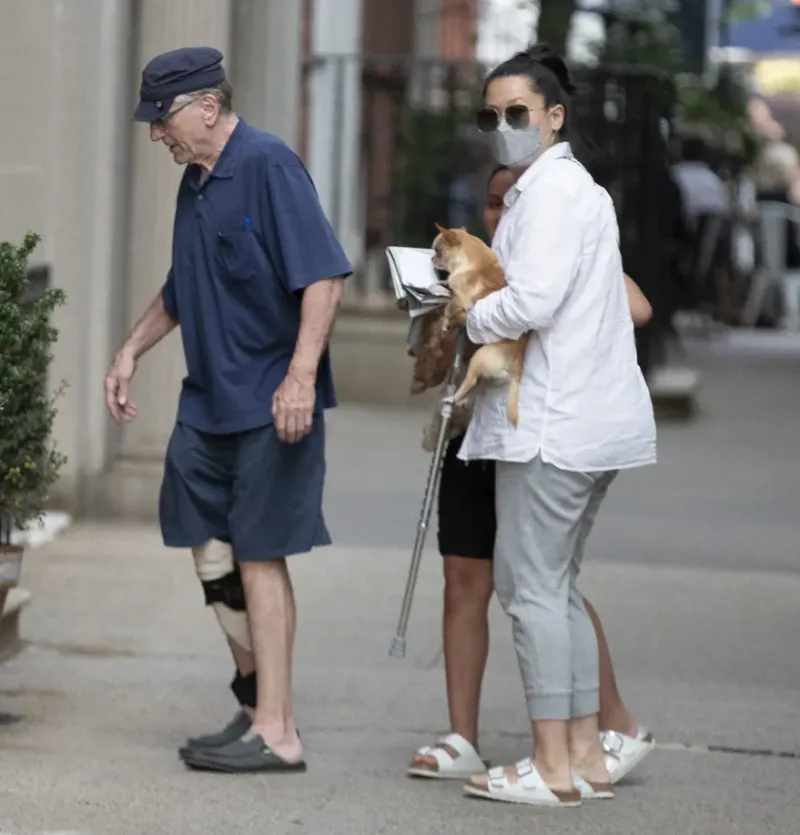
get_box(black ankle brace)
[231,671,257,708]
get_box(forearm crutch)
[389,327,468,659]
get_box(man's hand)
[104,347,139,422]
[272,367,316,444]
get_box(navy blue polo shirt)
[161,120,352,434]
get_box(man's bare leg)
[241,558,303,764]
[181,541,259,756]
[227,637,255,682]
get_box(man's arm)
[289,277,345,380]
[105,278,178,421]
[119,290,178,360]
[271,277,344,443]
[467,184,582,345]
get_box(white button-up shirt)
[459,142,657,472]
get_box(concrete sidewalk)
[1,521,799,835]
[2,335,800,834]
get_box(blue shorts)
[159,416,331,561]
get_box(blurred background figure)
[755,134,800,265]
[670,131,737,326]
[672,134,732,233]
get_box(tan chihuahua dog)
[432,225,530,426]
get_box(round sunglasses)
[476,104,533,134]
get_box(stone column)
[109,0,232,518]
[78,0,135,515]
[304,0,365,289]
[231,0,303,149]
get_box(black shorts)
[437,433,496,560]
[159,417,331,562]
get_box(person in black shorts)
[407,164,657,783]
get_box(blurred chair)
[742,201,800,330]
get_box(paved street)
[1,330,799,835]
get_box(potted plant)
[0,232,67,617]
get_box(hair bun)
[524,42,577,96]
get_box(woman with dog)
[409,44,657,807]
[409,167,655,788]
[408,162,654,788]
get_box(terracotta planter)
[0,545,24,616]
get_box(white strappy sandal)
[407,732,488,780]
[463,757,582,807]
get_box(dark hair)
[487,164,510,186]
[483,43,576,138]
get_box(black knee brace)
[201,565,246,611]
[231,671,257,708]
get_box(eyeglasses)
[476,105,541,134]
[151,98,194,130]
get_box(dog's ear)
[435,222,446,234]
[442,228,462,245]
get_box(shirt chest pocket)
[216,227,267,282]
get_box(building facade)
[2,0,467,521]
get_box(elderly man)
[104,46,351,774]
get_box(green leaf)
[0,232,67,542]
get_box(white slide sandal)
[407,732,488,780]
[573,774,615,800]
[601,727,656,784]
[463,757,582,807]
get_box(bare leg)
[192,540,257,712]
[240,559,303,764]
[227,637,255,677]
[569,713,612,784]
[411,556,493,771]
[444,557,494,743]
[584,598,639,737]
[532,720,573,792]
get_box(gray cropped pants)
[494,455,617,722]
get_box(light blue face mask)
[489,120,544,169]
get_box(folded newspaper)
[386,246,452,347]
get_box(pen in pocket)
[243,216,251,230]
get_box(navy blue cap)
[134,46,226,122]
